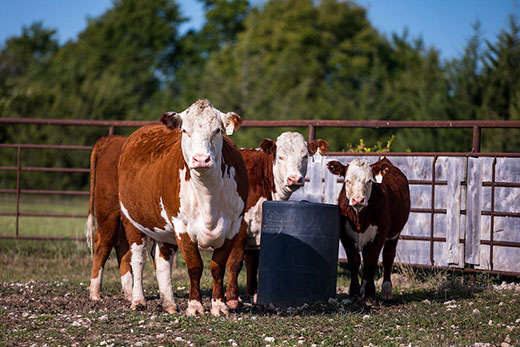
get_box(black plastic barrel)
[257,200,341,308]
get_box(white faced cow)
[224,132,329,307]
[327,158,410,300]
[117,99,248,316]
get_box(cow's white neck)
[186,162,226,227]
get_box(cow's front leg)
[122,222,147,310]
[244,249,260,303]
[211,237,236,316]
[340,223,361,297]
[360,236,385,300]
[225,223,247,309]
[177,233,205,316]
[154,241,178,314]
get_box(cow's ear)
[259,138,276,154]
[371,165,390,182]
[159,112,182,129]
[327,160,347,176]
[308,139,329,155]
[220,112,243,135]
[371,159,391,178]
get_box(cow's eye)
[278,156,284,161]
[182,129,190,137]
[214,128,221,136]
[303,154,309,159]
[345,179,352,185]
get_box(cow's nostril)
[204,156,210,163]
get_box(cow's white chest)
[172,166,244,249]
[244,197,267,249]
[345,222,378,252]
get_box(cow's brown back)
[371,158,410,238]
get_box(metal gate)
[1,117,519,275]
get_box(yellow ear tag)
[225,124,234,136]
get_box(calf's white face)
[344,159,374,213]
[169,100,241,172]
[272,132,309,199]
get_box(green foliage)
[0,0,519,191]
[347,135,395,153]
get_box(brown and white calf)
[116,99,248,316]
[327,158,410,300]
[224,133,329,307]
[85,135,133,302]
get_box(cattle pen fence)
[1,117,520,276]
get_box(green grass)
[1,195,519,345]
[0,194,88,237]
[1,237,519,346]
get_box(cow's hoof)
[381,281,393,300]
[89,285,101,301]
[226,299,239,310]
[131,299,146,311]
[211,299,229,317]
[186,300,205,316]
[162,302,177,314]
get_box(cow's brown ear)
[308,139,329,155]
[259,138,276,154]
[160,112,182,129]
[372,164,390,178]
[327,160,347,176]
[371,157,392,178]
[221,112,243,135]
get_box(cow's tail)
[85,143,99,257]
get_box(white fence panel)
[289,155,520,275]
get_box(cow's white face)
[170,100,241,174]
[344,159,375,213]
[272,132,309,199]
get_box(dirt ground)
[2,275,520,346]
[0,280,265,346]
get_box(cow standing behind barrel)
[224,133,329,307]
[86,100,248,316]
[327,158,410,300]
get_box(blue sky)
[0,0,518,60]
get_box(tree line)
[0,0,519,190]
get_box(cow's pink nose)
[192,154,211,168]
[287,175,304,186]
[352,196,366,206]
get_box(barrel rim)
[262,199,340,209]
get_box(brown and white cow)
[116,99,248,316]
[224,133,329,307]
[327,158,410,300]
[85,135,132,302]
